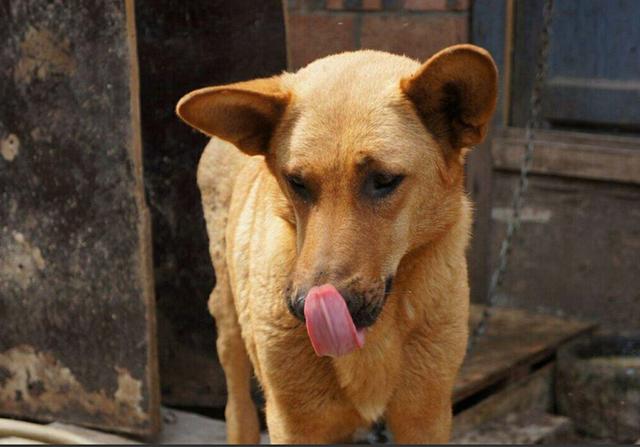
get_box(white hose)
[0,418,92,444]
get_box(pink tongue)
[304,284,365,357]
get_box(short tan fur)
[177,44,497,444]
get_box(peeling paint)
[0,346,147,426]
[1,134,20,161]
[491,207,553,224]
[30,127,51,143]
[0,231,46,289]
[14,26,76,84]
[31,247,46,270]
[12,231,25,244]
[114,367,145,419]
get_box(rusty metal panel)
[134,0,287,407]
[0,0,160,436]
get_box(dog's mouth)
[303,284,366,358]
[289,279,392,358]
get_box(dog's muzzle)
[286,276,393,328]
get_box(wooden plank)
[544,78,640,128]
[492,127,640,185]
[465,137,494,307]
[455,305,594,403]
[453,364,553,437]
[509,0,544,127]
[501,0,515,128]
[0,0,159,436]
[500,126,640,148]
[133,0,287,408]
[467,0,507,305]
[471,0,508,126]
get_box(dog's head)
[177,45,497,330]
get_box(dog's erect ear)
[176,76,290,156]
[401,44,498,152]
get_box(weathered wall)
[286,0,470,70]
[489,172,640,332]
[134,0,287,408]
[0,0,159,436]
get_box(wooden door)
[469,0,640,331]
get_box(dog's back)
[197,138,248,311]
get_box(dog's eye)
[286,175,312,201]
[366,172,405,199]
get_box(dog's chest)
[333,335,402,422]
[336,363,391,422]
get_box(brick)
[404,0,448,11]
[360,14,468,61]
[343,0,363,9]
[449,0,471,11]
[362,0,383,9]
[382,0,405,11]
[289,0,326,12]
[287,13,357,69]
[329,0,383,10]
[325,0,344,9]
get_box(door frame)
[467,0,512,304]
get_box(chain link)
[467,0,554,354]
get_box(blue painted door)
[511,0,640,133]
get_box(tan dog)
[176,44,497,444]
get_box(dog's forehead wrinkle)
[286,109,419,167]
[283,94,442,178]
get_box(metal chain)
[467,0,554,354]
[368,3,554,443]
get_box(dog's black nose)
[286,291,306,322]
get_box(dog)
[176,44,497,444]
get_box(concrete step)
[56,407,270,444]
[452,412,573,444]
[1,408,269,444]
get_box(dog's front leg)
[385,382,454,444]
[384,332,462,445]
[209,281,260,444]
[264,396,365,444]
